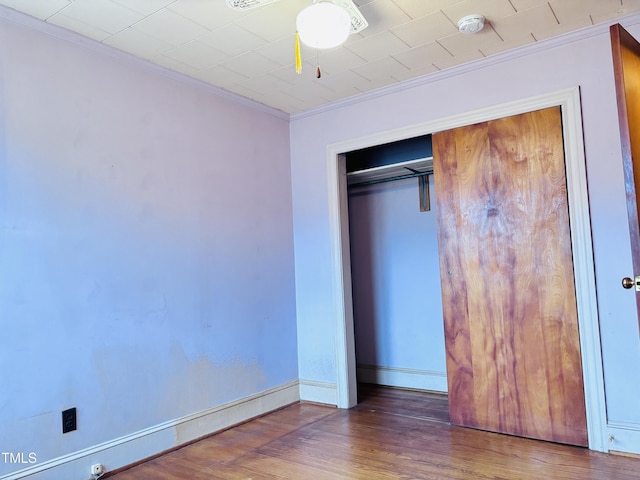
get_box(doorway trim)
[326,87,607,452]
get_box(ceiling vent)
[225,0,279,10]
[457,14,485,34]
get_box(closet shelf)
[347,156,433,187]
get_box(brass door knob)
[622,277,634,289]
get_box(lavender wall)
[0,9,296,478]
[291,15,640,451]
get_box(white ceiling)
[2,0,640,115]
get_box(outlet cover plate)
[62,407,76,433]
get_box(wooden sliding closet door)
[433,107,588,446]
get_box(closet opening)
[344,135,449,411]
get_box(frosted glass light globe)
[296,2,351,49]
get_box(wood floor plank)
[107,385,640,479]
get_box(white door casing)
[325,87,608,452]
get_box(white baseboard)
[607,421,640,455]
[299,379,337,405]
[357,364,448,393]
[1,381,300,480]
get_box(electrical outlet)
[61,408,76,434]
[91,463,105,475]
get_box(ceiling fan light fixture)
[296,1,351,49]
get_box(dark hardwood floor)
[107,384,640,479]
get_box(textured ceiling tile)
[56,0,143,34]
[438,28,504,57]
[199,24,267,57]
[442,0,516,25]
[270,63,316,84]
[617,1,640,19]
[312,47,368,75]
[111,0,175,16]
[352,55,409,81]
[266,69,309,92]
[491,4,557,42]
[546,0,592,24]
[255,34,299,66]
[222,51,282,77]
[309,69,371,95]
[391,0,462,19]
[247,74,337,110]
[222,82,261,100]
[164,41,230,70]
[592,9,640,24]
[237,73,296,96]
[392,11,458,47]
[432,48,484,70]
[531,16,591,41]
[548,0,624,24]
[621,0,640,11]
[254,89,306,112]
[104,27,174,58]
[356,0,411,37]
[224,82,295,109]
[509,0,551,12]
[321,89,361,104]
[234,12,292,43]
[392,63,439,81]
[346,31,409,62]
[393,41,453,70]
[0,0,70,20]
[151,54,200,76]
[477,33,535,57]
[343,31,367,48]
[234,0,307,43]
[280,78,338,103]
[167,0,247,30]
[354,75,397,92]
[196,65,249,88]
[583,0,640,24]
[133,8,209,47]
[282,59,371,87]
[48,13,112,41]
